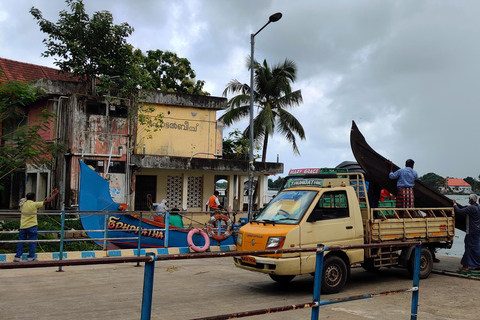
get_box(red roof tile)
[447,178,471,187]
[0,57,81,83]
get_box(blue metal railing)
[146,242,422,319]
[0,209,225,247]
[0,209,238,270]
[0,222,422,319]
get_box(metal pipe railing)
[0,241,422,320]
[0,209,238,264]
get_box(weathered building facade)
[1,58,283,211]
[131,92,283,212]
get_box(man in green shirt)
[14,189,59,262]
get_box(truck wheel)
[361,258,380,272]
[321,256,347,294]
[407,247,433,279]
[269,274,296,283]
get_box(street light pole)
[248,12,282,222]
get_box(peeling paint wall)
[67,94,130,206]
[137,104,220,158]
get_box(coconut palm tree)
[220,58,305,162]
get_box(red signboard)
[288,168,322,175]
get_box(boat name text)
[108,216,164,239]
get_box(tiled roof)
[0,57,80,83]
[447,178,471,187]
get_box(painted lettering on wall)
[108,216,164,239]
[163,121,199,132]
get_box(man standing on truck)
[388,159,418,208]
[453,195,480,271]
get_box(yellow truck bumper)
[233,255,301,276]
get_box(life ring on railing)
[187,228,210,252]
[206,214,233,242]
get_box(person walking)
[206,191,223,212]
[388,159,418,208]
[14,189,59,262]
[453,194,480,271]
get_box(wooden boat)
[78,160,235,248]
[349,121,464,231]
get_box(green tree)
[0,79,64,189]
[268,176,285,189]
[30,0,136,95]
[221,58,305,162]
[143,50,209,95]
[464,176,480,192]
[222,129,259,160]
[419,172,446,191]
[31,1,209,99]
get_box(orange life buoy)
[206,214,233,241]
[187,228,210,252]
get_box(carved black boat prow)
[350,120,463,231]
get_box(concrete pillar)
[238,175,245,211]
[182,173,188,210]
[257,174,265,209]
[227,174,235,211]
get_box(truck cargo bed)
[365,207,455,244]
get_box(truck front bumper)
[233,255,300,276]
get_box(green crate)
[378,200,396,207]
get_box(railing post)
[137,211,143,267]
[141,252,156,320]
[217,215,222,245]
[411,244,421,320]
[103,211,109,254]
[57,210,66,272]
[311,244,325,320]
[165,211,169,248]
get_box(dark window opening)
[135,175,157,211]
[108,161,126,173]
[86,100,107,115]
[109,104,128,118]
[2,116,26,145]
[84,159,104,173]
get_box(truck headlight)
[266,236,285,249]
[237,233,243,246]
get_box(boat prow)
[350,120,463,231]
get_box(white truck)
[234,172,454,293]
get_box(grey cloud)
[2,0,480,178]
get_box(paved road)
[1,255,479,320]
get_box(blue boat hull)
[78,160,235,249]
[80,213,235,248]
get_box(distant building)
[440,178,472,194]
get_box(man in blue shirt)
[389,159,418,208]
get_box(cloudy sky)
[1,0,479,179]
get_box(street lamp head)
[269,12,282,23]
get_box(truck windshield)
[254,190,318,224]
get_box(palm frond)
[218,104,250,126]
[223,56,306,160]
[222,79,250,97]
[276,90,303,109]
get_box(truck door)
[299,190,361,272]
